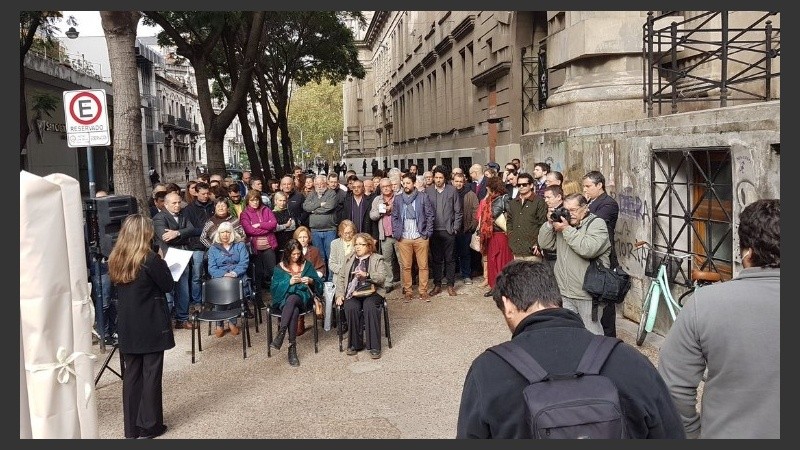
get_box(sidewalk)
[91,281,665,439]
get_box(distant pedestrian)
[184,166,190,182]
[363,158,368,177]
[148,167,160,188]
[371,158,379,176]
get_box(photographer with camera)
[537,193,611,335]
[540,185,565,271]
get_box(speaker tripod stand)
[90,248,123,385]
[94,342,123,385]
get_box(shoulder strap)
[583,214,597,229]
[576,335,621,375]
[487,341,549,383]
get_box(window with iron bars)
[651,147,733,285]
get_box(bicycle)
[634,241,721,346]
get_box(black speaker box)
[84,195,138,257]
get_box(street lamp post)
[287,122,304,169]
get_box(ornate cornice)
[421,51,437,68]
[434,36,454,55]
[452,15,475,42]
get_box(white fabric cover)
[20,171,99,438]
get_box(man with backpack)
[456,260,685,439]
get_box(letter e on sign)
[63,89,110,148]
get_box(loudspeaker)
[85,195,138,257]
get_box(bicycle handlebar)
[635,240,693,260]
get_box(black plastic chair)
[191,277,251,363]
[266,302,319,357]
[337,297,392,352]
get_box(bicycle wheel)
[636,279,660,346]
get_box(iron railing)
[643,11,780,117]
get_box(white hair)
[212,221,243,244]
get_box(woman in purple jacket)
[239,190,278,306]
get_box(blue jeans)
[91,270,116,335]
[190,250,206,306]
[311,229,337,280]
[173,265,191,322]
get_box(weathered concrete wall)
[521,101,780,332]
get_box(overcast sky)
[56,11,162,37]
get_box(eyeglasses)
[518,183,530,187]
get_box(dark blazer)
[457,309,685,439]
[425,184,463,235]
[115,252,176,354]
[391,190,435,240]
[342,193,377,239]
[152,210,195,254]
[588,192,619,265]
[285,189,309,227]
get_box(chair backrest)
[202,277,244,308]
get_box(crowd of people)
[98,160,779,439]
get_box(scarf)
[402,190,419,220]
[345,255,370,299]
[479,194,499,254]
[455,184,470,202]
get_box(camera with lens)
[550,206,571,223]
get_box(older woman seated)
[269,239,324,367]
[335,232,387,359]
[206,221,250,337]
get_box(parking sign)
[63,89,110,148]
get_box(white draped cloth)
[20,171,99,438]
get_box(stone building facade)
[344,11,780,329]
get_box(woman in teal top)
[269,239,323,366]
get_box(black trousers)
[277,294,302,343]
[122,351,165,439]
[601,250,619,337]
[343,294,383,352]
[430,230,456,287]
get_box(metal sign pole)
[87,145,96,198]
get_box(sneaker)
[463,277,473,285]
[369,349,382,359]
[403,292,413,303]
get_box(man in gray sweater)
[303,174,340,280]
[658,199,780,438]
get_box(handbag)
[494,212,507,232]
[253,235,271,251]
[583,258,631,304]
[313,296,324,319]
[351,279,376,298]
[469,230,481,252]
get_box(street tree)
[142,11,265,177]
[287,80,343,169]
[100,11,149,212]
[258,11,365,174]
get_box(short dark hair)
[492,261,562,311]
[564,192,588,207]
[543,185,564,198]
[738,199,780,268]
[534,162,550,173]
[432,166,449,181]
[486,176,506,195]
[582,170,606,191]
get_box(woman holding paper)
[109,214,175,439]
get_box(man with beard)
[452,172,479,285]
[391,173,435,302]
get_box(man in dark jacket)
[280,175,308,227]
[583,170,620,337]
[182,182,214,312]
[425,167,463,296]
[456,260,685,439]
[153,192,196,329]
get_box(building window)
[651,147,733,285]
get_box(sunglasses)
[518,183,531,187]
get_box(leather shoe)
[369,349,382,359]
[403,292,413,303]
[429,285,442,296]
[420,293,431,303]
[228,323,240,336]
[214,327,225,338]
[447,286,457,296]
[175,321,195,330]
[346,346,362,356]
[483,290,494,297]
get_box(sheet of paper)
[163,247,194,282]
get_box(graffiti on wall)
[543,156,563,173]
[615,189,650,227]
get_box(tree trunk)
[100,11,148,212]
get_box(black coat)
[588,192,619,265]
[342,193,377,240]
[115,252,176,354]
[457,308,685,439]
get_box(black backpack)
[488,335,626,439]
